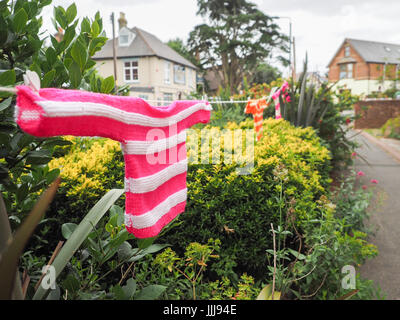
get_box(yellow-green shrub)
[48,136,125,222]
[46,119,331,277]
[381,116,400,139]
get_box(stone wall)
[354,99,400,129]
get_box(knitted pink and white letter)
[15,85,212,238]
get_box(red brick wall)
[354,100,400,129]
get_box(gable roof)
[328,38,400,67]
[93,27,197,69]
[347,38,400,64]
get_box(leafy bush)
[43,118,331,280]
[162,118,332,278]
[262,170,380,300]
[381,116,400,139]
[0,0,117,228]
[48,137,124,218]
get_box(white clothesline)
[0,86,274,106]
[142,99,252,105]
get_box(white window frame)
[339,64,347,79]
[164,61,171,84]
[118,27,135,47]
[174,64,186,84]
[339,63,353,79]
[347,63,353,78]
[123,59,139,83]
[119,35,129,46]
[163,92,173,103]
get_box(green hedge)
[162,118,332,277]
[45,119,331,277]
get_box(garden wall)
[354,99,400,129]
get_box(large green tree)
[250,62,282,85]
[188,0,288,93]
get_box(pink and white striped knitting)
[15,85,211,238]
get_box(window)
[164,61,171,84]
[340,65,347,79]
[347,63,353,78]
[344,46,350,57]
[339,64,353,79]
[163,93,173,103]
[123,60,138,82]
[119,35,129,46]
[174,64,185,84]
[384,46,391,52]
[118,28,135,47]
[138,94,148,100]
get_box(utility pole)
[273,16,292,80]
[292,36,296,81]
[110,12,118,88]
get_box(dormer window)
[118,27,135,47]
[344,46,350,57]
[384,46,391,52]
[119,35,129,46]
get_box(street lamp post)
[273,16,294,80]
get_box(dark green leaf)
[65,3,77,24]
[91,20,100,38]
[45,47,57,66]
[88,36,107,56]
[26,149,52,165]
[13,8,28,33]
[135,285,166,300]
[81,18,91,33]
[46,168,60,184]
[117,241,133,261]
[62,27,75,48]
[0,97,12,112]
[62,274,80,293]
[16,183,29,203]
[0,70,16,86]
[43,138,72,147]
[41,70,56,88]
[38,0,52,9]
[54,6,67,29]
[101,76,115,94]
[122,278,137,299]
[137,237,156,250]
[70,40,87,71]
[112,285,127,300]
[68,61,82,89]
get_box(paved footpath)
[352,131,400,299]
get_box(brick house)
[93,13,197,103]
[327,38,400,96]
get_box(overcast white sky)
[41,0,400,76]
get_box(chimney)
[118,12,127,30]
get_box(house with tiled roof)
[327,38,400,96]
[93,13,197,103]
